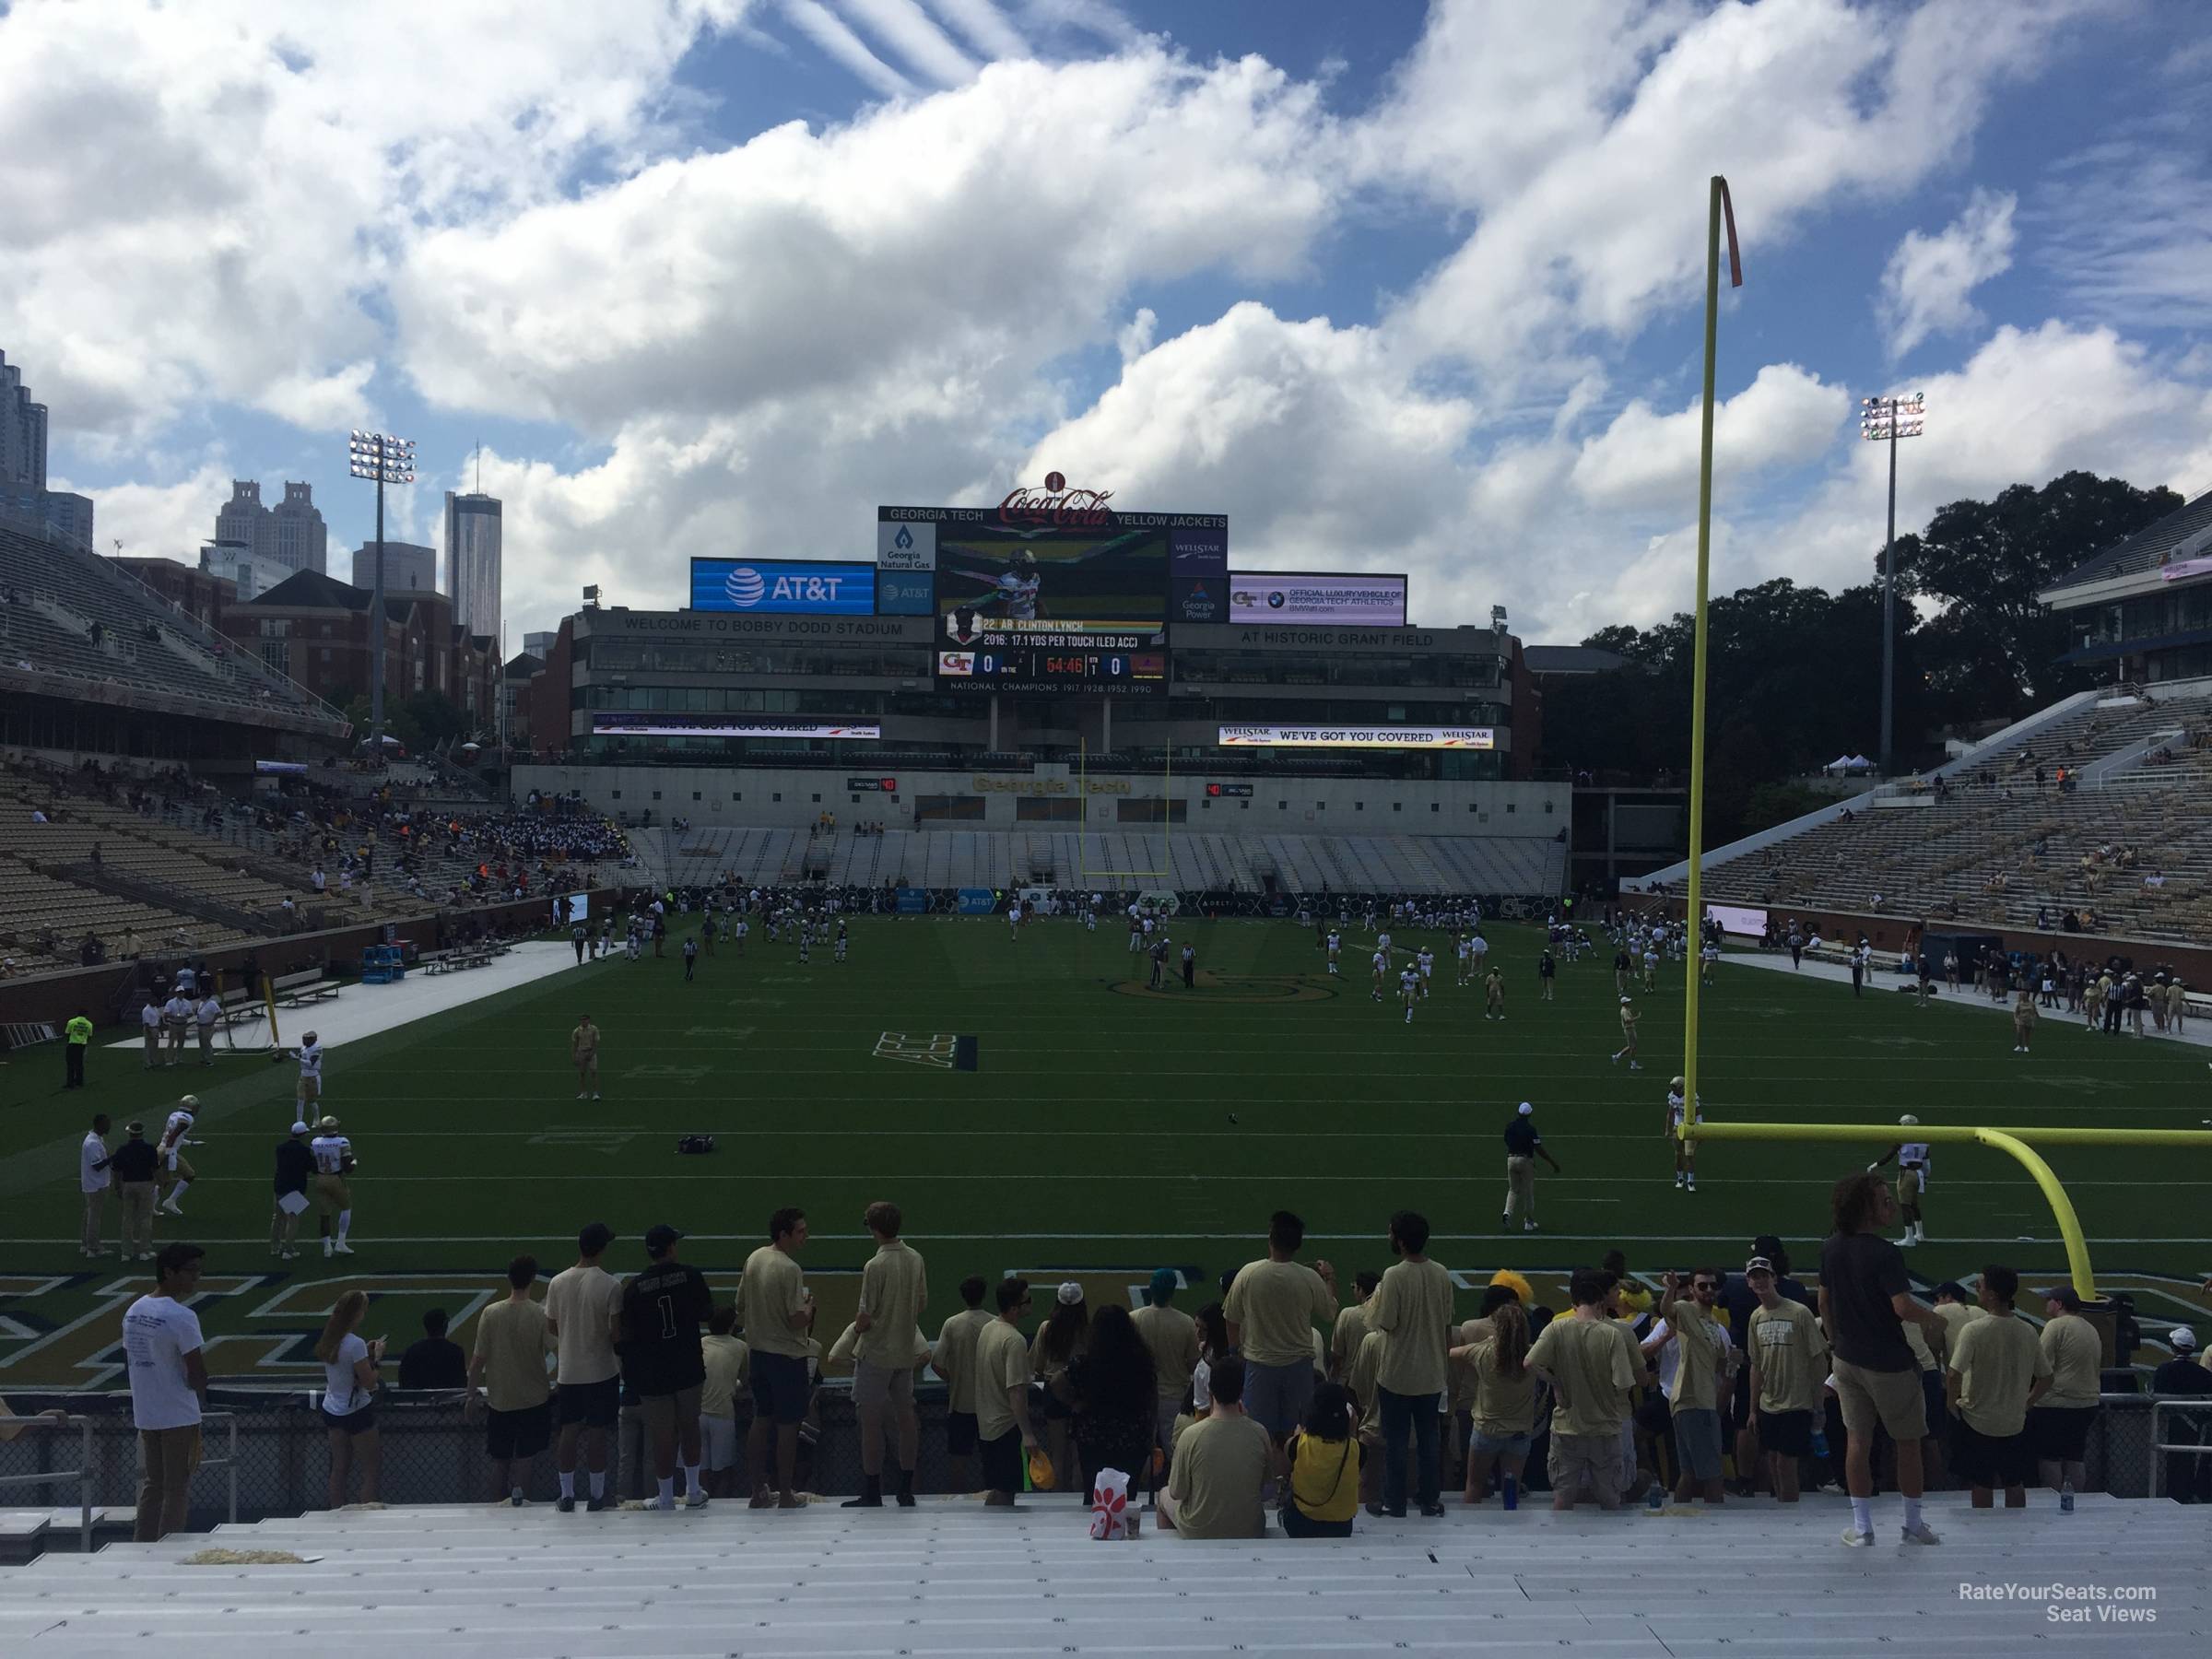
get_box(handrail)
[0,1413,95,1551]
[2149,1399,2212,1499]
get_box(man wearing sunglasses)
[1647,1269,1735,1504]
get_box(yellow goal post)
[1677,1122,2212,1300]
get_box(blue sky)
[6,0,2209,643]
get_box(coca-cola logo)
[998,476,1118,529]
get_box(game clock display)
[936,632,1166,696]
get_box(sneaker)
[577,1091,586,1099]
[685,1488,710,1509]
[593,1093,602,1100]
[1523,1220,1538,1232]
[586,1493,607,1512]
[651,1494,676,1512]
[1900,1521,1940,1546]
[1418,1502,1447,1518]
[510,1486,525,1507]
[1840,1527,1875,1547]
[323,1239,335,1257]
[557,1494,576,1513]
[1363,1501,1406,1519]
[334,1241,355,1254]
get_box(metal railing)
[0,1411,237,1550]
[2149,1398,2212,1500]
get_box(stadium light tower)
[1862,394,1924,776]
[347,430,416,752]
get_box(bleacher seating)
[1659,688,2212,943]
[1,1493,2202,1657]
[639,823,1566,900]
[0,525,339,732]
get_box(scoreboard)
[936,629,1166,696]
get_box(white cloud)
[927,0,1029,59]
[780,0,918,97]
[51,462,237,562]
[1878,190,2017,358]
[1383,0,2084,383]
[1571,364,1848,512]
[0,0,750,440]
[840,0,979,84]
[390,50,1340,431]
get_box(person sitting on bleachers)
[1163,1355,1271,1539]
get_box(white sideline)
[104,942,595,1054]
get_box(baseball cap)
[644,1223,685,1253]
[1147,1268,1179,1305]
[2041,1286,2083,1312]
[1517,1101,1534,1116]
[1618,994,1631,1004]
[1056,1280,1085,1306]
[2172,1326,2198,1352]
[1745,1256,1776,1275]
[578,1221,614,1256]
[290,1121,310,1135]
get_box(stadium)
[6,8,2212,1654]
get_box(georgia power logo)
[724,565,851,608]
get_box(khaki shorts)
[1831,1357,1926,1442]
[1547,1430,1624,1503]
[1898,1167,1924,1207]
[639,1383,703,1435]
[297,1076,321,1104]
[315,1172,351,1214]
[852,1357,915,1410]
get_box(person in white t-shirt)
[194,994,220,1067]
[296,1033,324,1108]
[139,996,163,1069]
[543,1220,625,1512]
[80,1112,113,1256]
[315,1288,382,1508]
[124,1242,207,1541]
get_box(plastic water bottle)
[1501,1475,1518,1512]
[1811,1427,1830,1459]
[2060,1479,2075,1514]
[1647,1483,1665,1511]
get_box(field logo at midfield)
[1107,971,1335,1004]
[874,1032,979,1070]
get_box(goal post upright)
[1679,1120,2212,1300]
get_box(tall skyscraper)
[352,539,437,592]
[215,480,271,557]
[445,489,502,641]
[0,347,93,548]
[1,348,49,489]
[216,478,327,574]
[271,481,328,574]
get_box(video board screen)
[690,559,875,615]
[885,499,1220,696]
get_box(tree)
[1888,470,2183,718]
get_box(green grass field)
[5,916,2209,1388]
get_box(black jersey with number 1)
[618,1260,712,1394]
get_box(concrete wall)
[511,762,1569,838]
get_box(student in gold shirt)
[1363,1210,1454,1519]
[973,1278,1041,1507]
[847,1201,928,1509]
[1652,1268,1732,1504]
[1453,1301,1536,1504]
[1131,1269,1203,1455]
[1745,1255,1828,1503]
[930,1277,994,1494]
[1944,1265,2050,1508]
[1527,1268,1638,1511]
[2032,1286,2103,1492]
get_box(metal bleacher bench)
[270,969,339,1006]
[214,986,261,1027]
[421,947,493,975]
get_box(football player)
[311,1114,357,1256]
[156,1096,199,1217]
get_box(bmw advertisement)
[690,559,876,615]
[1227,571,1407,627]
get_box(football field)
[5,916,2211,1388]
